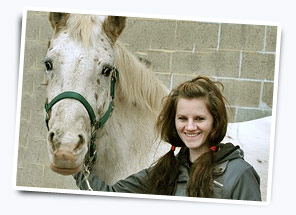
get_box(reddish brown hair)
[146,76,228,197]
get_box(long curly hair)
[146,75,228,197]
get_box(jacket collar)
[175,145,236,180]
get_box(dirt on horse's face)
[44,13,126,175]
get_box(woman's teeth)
[186,133,200,137]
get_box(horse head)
[44,13,126,175]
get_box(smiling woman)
[175,97,214,162]
[74,75,262,201]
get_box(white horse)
[44,13,271,200]
[44,13,168,184]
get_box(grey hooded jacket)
[74,143,261,201]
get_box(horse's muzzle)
[50,149,83,175]
[50,163,83,175]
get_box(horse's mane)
[114,43,169,114]
[65,14,168,114]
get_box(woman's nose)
[186,119,197,130]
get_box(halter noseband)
[44,67,119,190]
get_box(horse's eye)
[44,60,53,71]
[102,66,113,77]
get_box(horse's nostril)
[49,132,55,142]
[48,131,57,151]
[74,134,85,152]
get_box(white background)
[1,0,294,214]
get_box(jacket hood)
[214,142,244,164]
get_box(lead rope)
[82,127,98,191]
[83,164,93,191]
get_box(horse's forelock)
[66,15,105,47]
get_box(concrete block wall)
[120,17,277,122]
[16,10,278,195]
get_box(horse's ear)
[49,12,70,32]
[103,16,126,43]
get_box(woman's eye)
[44,60,53,71]
[196,117,205,121]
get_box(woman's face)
[175,97,214,161]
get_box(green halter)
[44,67,119,183]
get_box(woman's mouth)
[185,132,201,137]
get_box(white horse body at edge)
[44,13,271,200]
